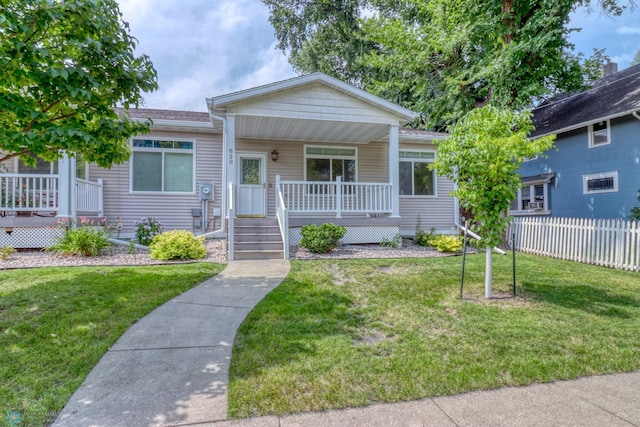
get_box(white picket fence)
[511,217,640,271]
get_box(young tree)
[0,0,158,168]
[631,50,640,66]
[433,106,555,297]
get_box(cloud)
[116,0,294,111]
[616,25,640,35]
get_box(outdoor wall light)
[271,149,279,161]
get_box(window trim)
[14,155,88,179]
[129,137,196,194]
[588,120,611,148]
[304,144,358,182]
[582,170,618,194]
[399,149,437,198]
[510,174,553,216]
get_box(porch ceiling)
[236,115,390,144]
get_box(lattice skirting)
[0,227,64,249]
[289,225,400,246]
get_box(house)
[514,63,640,219]
[0,72,459,258]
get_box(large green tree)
[264,0,633,130]
[0,0,158,168]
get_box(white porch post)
[335,176,342,218]
[56,152,74,219]
[388,124,400,217]
[226,114,236,193]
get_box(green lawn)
[0,263,223,427]
[229,253,640,418]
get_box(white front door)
[237,153,266,217]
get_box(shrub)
[414,222,435,247]
[0,246,16,260]
[300,223,346,253]
[430,235,463,253]
[135,216,163,246]
[380,233,401,248]
[47,225,112,257]
[149,230,206,261]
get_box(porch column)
[56,152,74,219]
[388,124,400,218]
[226,114,236,192]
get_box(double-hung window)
[511,173,553,215]
[305,146,357,182]
[399,151,436,196]
[589,120,610,147]
[131,139,194,192]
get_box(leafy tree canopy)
[433,106,555,248]
[0,0,158,168]
[631,49,640,66]
[264,0,634,130]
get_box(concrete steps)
[233,217,284,260]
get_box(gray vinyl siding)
[232,84,401,124]
[398,142,456,235]
[89,130,223,236]
[236,139,389,218]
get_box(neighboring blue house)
[515,63,640,219]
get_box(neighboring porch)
[0,173,104,248]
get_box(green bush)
[430,234,463,253]
[414,222,435,247]
[300,223,346,253]
[47,226,112,257]
[135,216,164,246]
[380,233,401,248]
[0,246,16,260]
[149,230,207,261]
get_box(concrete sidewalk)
[207,370,640,426]
[53,259,640,427]
[53,260,291,427]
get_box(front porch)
[0,173,104,248]
[228,176,400,260]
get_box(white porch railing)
[0,174,59,212]
[511,216,640,271]
[275,176,289,259]
[76,178,103,215]
[277,176,392,218]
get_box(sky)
[117,0,640,112]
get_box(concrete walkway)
[53,260,291,427]
[53,259,640,427]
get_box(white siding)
[89,130,223,236]
[230,84,401,124]
[236,139,390,218]
[398,142,456,235]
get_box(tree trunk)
[485,245,493,298]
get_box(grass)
[0,263,223,427]
[228,253,640,418]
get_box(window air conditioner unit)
[529,202,539,209]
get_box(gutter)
[533,108,640,138]
[196,102,228,239]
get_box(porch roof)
[207,72,420,144]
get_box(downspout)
[197,103,227,239]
